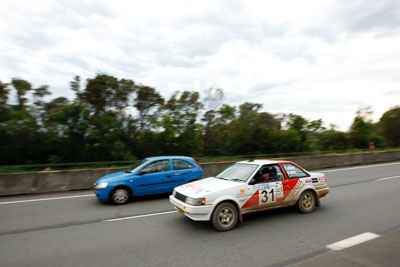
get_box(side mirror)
[249,178,256,185]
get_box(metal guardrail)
[0,160,137,169]
[1,147,399,169]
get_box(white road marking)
[103,210,177,222]
[376,175,400,181]
[0,194,94,205]
[326,232,380,251]
[319,162,400,173]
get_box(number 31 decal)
[259,188,276,204]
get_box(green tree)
[70,75,85,103]
[159,91,203,155]
[349,107,376,149]
[275,129,302,153]
[85,113,134,161]
[285,113,309,151]
[47,102,91,162]
[33,85,51,107]
[349,116,374,149]
[33,85,51,121]
[1,109,41,164]
[306,119,326,151]
[319,130,349,151]
[134,85,164,130]
[217,104,236,125]
[82,74,135,116]
[230,102,263,154]
[114,79,136,116]
[0,81,10,122]
[378,106,400,147]
[201,104,237,156]
[45,97,69,114]
[11,78,32,110]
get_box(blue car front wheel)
[110,187,130,205]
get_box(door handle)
[283,183,288,185]
[166,175,171,177]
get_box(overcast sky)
[1,0,399,130]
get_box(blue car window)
[173,159,194,170]
[125,159,149,173]
[141,160,170,174]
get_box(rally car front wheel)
[296,190,316,213]
[211,202,238,231]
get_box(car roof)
[237,159,292,165]
[145,155,193,161]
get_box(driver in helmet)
[260,168,275,183]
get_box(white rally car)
[169,159,329,231]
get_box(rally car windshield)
[216,163,258,182]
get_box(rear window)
[282,163,309,179]
[173,159,194,170]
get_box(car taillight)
[192,158,201,168]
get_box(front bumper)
[169,195,214,221]
[94,187,112,200]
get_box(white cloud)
[1,0,399,130]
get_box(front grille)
[175,191,187,202]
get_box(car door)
[134,159,175,195]
[169,159,199,190]
[242,164,286,211]
[280,162,310,203]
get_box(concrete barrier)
[0,168,121,196]
[1,151,399,196]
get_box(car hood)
[175,177,243,198]
[95,171,131,183]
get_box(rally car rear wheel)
[296,190,316,213]
[211,202,238,231]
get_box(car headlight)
[95,182,108,190]
[185,197,206,206]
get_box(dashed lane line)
[103,210,177,222]
[319,161,400,173]
[376,175,400,181]
[0,194,94,205]
[326,232,381,251]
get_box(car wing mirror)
[249,178,256,185]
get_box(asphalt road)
[1,162,399,267]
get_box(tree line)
[0,74,399,165]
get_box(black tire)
[211,202,238,231]
[296,190,316,213]
[110,187,131,205]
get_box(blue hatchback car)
[94,156,203,205]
